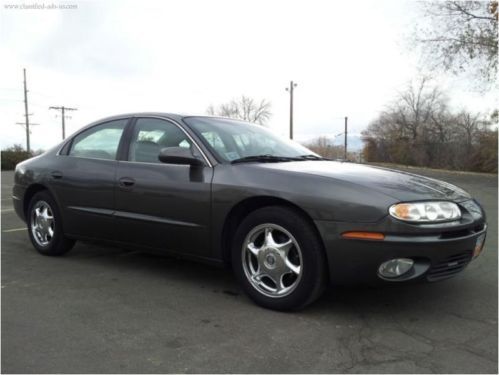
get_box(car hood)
[257,161,471,202]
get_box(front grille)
[427,251,473,281]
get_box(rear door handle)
[51,171,63,179]
[118,177,135,188]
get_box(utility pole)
[285,81,297,139]
[16,120,39,147]
[344,116,348,160]
[49,106,77,140]
[23,68,31,153]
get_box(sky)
[0,0,497,151]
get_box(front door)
[114,117,213,257]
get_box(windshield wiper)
[231,155,302,164]
[296,154,330,161]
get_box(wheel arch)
[23,183,49,220]
[220,196,327,267]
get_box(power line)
[16,121,39,130]
[0,98,23,102]
[49,106,77,140]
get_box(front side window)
[129,118,192,163]
[69,119,127,160]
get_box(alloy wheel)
[30,200,55,247]
[241,223,303,298]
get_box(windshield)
[183,117,316,163]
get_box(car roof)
[93,112,186,123]
[87,112,235,125]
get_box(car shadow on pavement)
[64,240,475,316]
[65,241,239,292]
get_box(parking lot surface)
[1,168,497,373]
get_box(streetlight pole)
[344,116,348,160]
[285,81,297,139]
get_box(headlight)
[389,201,461,223]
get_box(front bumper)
[315,216,487,285]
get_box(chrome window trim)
[56,117,130,157]
[55,115,212,167]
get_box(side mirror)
[158,147,204,166]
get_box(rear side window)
[69,119,127,160]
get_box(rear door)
[114,117,213,257]
[51,118,129,240]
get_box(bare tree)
[394,77,448,140]
[455,110,483,146]
[365,77,448,143]
[416,1,498,85]
[206,95,272,125]
[304,136,347,160]
[362,78,496,171]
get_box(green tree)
[1,144,32,170]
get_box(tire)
[27,191,75,256]
[232,206,328,311]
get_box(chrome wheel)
[30,201,55,247]
[242,223,303,298]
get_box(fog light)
[378,258,414,278]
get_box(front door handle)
[118,177,135,188]
[51,171,63,179]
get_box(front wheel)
[27,191,75,256]
[232,206,328,311]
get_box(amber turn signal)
[341,232,385,241]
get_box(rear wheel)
[232,206,327,311]
[27,191,75,256]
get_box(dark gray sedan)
[12,113,487,310]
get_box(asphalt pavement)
[1,168,497,373]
